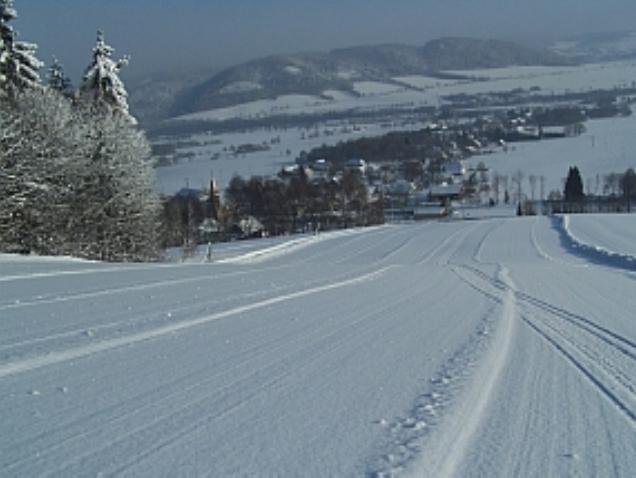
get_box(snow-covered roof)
[442,160,467,177]
[429,183,463,197]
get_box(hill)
[550,30,636,62]
[129,37,573,123]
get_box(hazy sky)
[13,0,636,82]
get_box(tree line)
[0,1,159,261]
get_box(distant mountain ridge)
[129,37,574,123]
[550,30,636,62]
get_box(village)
[160,99,634,253]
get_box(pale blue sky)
[13,0,636,81]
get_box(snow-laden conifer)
[0,89,76,253]
[47,56,73,95]
[67,105,160,260]
[80,30,135,123]
[0,0,42,92]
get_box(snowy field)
[156,60,636,194]
[1,215,635,476]
[156,109,636,196]
[155,119,427,194]
[468,112,636,196]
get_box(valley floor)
[1,215,634,476]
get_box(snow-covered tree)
[1,91,160,260]
[0,0,42,93]
[0,89,76,253]
[47,56,72,95]
[65,104,160,260]
[80,30,135,123]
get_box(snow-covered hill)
[163,37,571,120]
[1,215,635,476]
[551,31,636,62]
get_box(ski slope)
[1,216,635,476]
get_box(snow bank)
[217,226,386,264]
[552,215,636,272]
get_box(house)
[175,187,205,200]
[441,160,467,179]
[386,179,416,197]
[311,158,329,172]
[428,183,464,202]
[414,202,448,220]
[345,158,367,174]
[228,216,265,239]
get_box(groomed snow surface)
[1,215,635,476]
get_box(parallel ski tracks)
[454,265,636,427]
[459,263,636,360]
[2,274,423,476]
[0,267,392,380]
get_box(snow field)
[1,216,635,476]
[468,112,636,197]
[155,118,428,193]
[158,61,636,195]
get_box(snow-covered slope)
[1,216,635,476]
[565,213,636,257]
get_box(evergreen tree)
[620,168,636,212]
[0,14,159,261]
[0,88,76,253]
[564,166,585,202]
[80,30,135,123]
[68,105,160,260]
[47,56,73,95]
[0,0,42,93]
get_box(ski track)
[0,262,298,311]
[0,267,391,380]
[405,267,517,478]
[8,285,419,474]
[2,215,635,476]
[0,266,382,353]
[455,266,636,421]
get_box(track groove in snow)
[0,265,385,354]
[454,265,636,427]
[0,267,391,379]
[457,264,636,358]
[403,267,518,477]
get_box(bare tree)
[604,173,620,196]
[528,175,537,201]
[512,170,524,203]
[491,172,501,204]
[539,176,546,201]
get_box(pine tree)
[0,0,42,93]
[0,88,76,253]
[47,56,73,95]
[80,30,135,123]
[67,105,160,260]
[564,166,585,202]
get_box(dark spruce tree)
[0,0,42,93]
[47,56,73,95]
[620,168,636,212]
[564,166,585,202]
